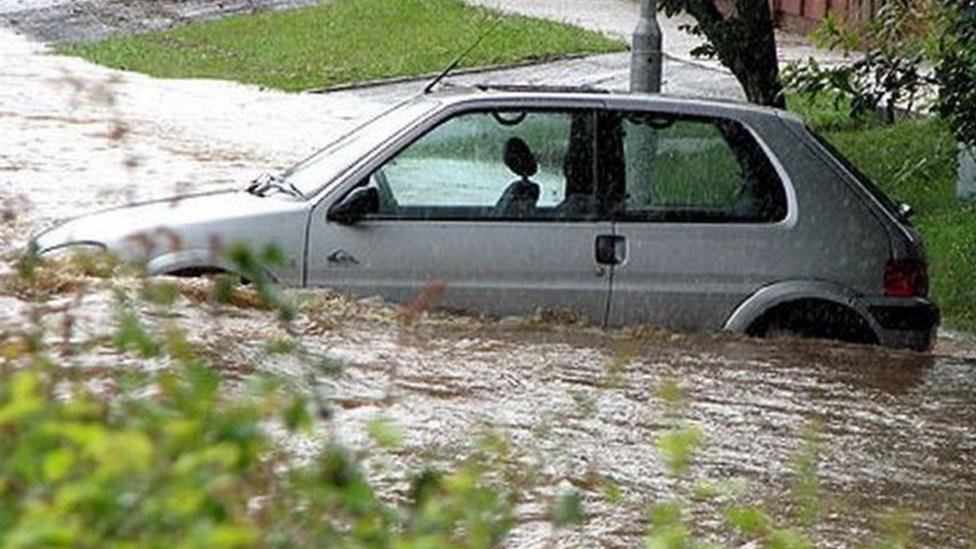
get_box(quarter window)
[361,109,598,220]
[617,114,787,223]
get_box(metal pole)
[630,0,664,93]
[960,143,976,201]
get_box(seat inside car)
[495,137,541,217]
[555,113,596,218]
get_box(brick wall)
[717,0,881,31]
[776,0,880,29]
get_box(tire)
[748,299,878,346]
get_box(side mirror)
[327,187,379,225]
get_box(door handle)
[595,235,625,265]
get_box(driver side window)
[362,109,597,220]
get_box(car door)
[601,109,793,330]
[305,106,614,322]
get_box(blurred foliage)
[783,1,939,123]
[221,242,294,322]
[934,1,976,147]
[784,0,976,147]
[0,244,524,547]
[0,352,529,546]
[552,488,585,528]
[792,421,824,528]
[1,246,125,301]
[645,380,814,549]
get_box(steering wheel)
[372,169,398,212]
[493,111,527,126]
[626,113,676,130]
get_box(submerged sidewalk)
[348,0,849,103]
[466,0,847,68]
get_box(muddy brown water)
[0,0,331,43]
[1,27,975,547]
[3,280,975,546]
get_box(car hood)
[34,190,310,277]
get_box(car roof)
[422,84,800,124]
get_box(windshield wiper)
[246,172,304,199]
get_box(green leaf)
[656,426,702,477]
[140,280,180,307]
[42,449,76,482]
[113,310,160,358]
[553,488,585,527]
[0,371,44,426]
[283,396,311,432]
[725,505,771,537]
[367,416,403,449]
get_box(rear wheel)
[748,300,878,346]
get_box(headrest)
[504,137,537,178]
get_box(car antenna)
[424,13,503,94]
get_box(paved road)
[467,0,849,65]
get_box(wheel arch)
[724,280,882,340]
[146,249,278,283]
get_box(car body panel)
[724,279,878,333]
[35,190,308,284]
[307,220,613,320]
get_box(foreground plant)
[935,1,976,150]
[0,312,526,547]
[0,243,524,547]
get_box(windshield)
[282,100,439,197]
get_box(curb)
[302,50,738,95]
[303,52,600,94]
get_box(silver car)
[34,87,940,350]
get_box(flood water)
[1,27,975,547]
[6,283,973,546]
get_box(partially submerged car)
[34,86,939,350]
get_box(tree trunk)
[675,0,786,108]
[726,0,786,107]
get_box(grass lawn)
[790,96,976,336]
[57,0,625,92]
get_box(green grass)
[57,0,625,92]
[790,96,976,336]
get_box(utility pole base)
[630,0,664,93]
[959,144,976,201]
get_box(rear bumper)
[865,297,940,352]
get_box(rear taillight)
[884,259,928,298]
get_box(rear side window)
[613,113,787,223]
